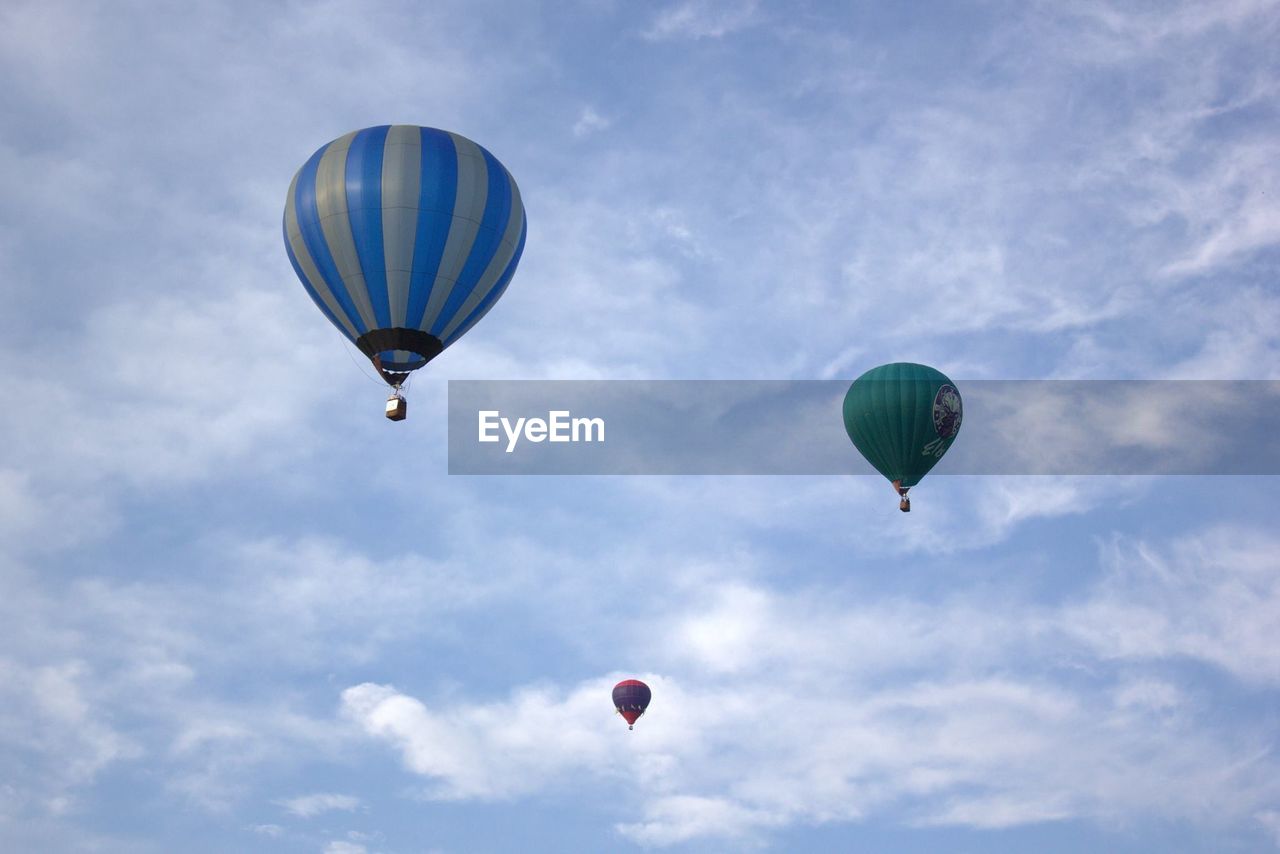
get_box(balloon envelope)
[843,362,963,489]
[612,679,651,728]
[284,125,526,383]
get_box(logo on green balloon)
[932,384,962,439]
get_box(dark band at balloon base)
[357,327,444,386]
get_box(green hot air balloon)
[843,363,963,512]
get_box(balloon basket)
[385,393,407,422]
[893,481,910,512]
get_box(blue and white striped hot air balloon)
[283,125,526,415]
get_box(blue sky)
[2,1,1279,851]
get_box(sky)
[1,0,1279,851]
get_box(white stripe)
[439,167,524,341]
[284,169,360,340]
[315,131,377,331]
[381,125,420,329]
[417,132,487,333]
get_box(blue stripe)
[283,220,355,343]
[443,217,526,347]
[430,147,514,338]
[344,125,392,330]
[405,128,459,331]
[377,350,427,370]
[295,145,368,334]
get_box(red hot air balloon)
[612,679,651,730]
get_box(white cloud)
[1258,810,1280,848]
[667,583,770,674]
[0,1,100,100]
[0,287,341,489]
[249,823,283,837]
[1049,0,1278,61]
[0,529,479,816]
[617,795,782,846]
[1166,287,1280,378]
[1063,527,1280,684]
[0,658,141,815]
[1152,141,1280,278]
[341,525,1280,846]
[0,470,43,544]
[623,474,1145,560]
[278,792,361,818]
[644,0,760,40]
[226,536,493,666]
[345,663,1280,846]
[572,105,611,138]
[886,477,1146,553]
[162,706,351,813]
[340,679,620,801]
[323,842,368,854]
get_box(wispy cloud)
[572,105,611,138]
[277,792,361,818]
[1063,527,1280,684]
[340,679,621,801]
[1159,159,1280,277]
[248,823,283,837]
[618,795,783,846]
[323,841,368,854]
[643,0,760,40]
[1047,0,1279,61]
[0,660,140,790]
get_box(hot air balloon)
[612,679,651,730]
[843,362,962,511]
[284,125,527,420]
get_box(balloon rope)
[340,340,390,387]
